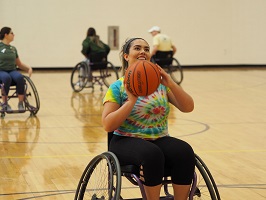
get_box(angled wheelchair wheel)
[167,58,183,85]
[75,151,121,200]
[190,154,221,200]
[23,76,40,116]
[71,62,89,92]
[102,62,119,88]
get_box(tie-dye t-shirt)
[103,77,170,140]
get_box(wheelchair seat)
[88,52,108,70]
[152,51,174,66]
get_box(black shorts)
[110,135,195,186]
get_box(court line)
[0,154,98,159]
[197,149,266,153]
[0,183,265,199]
[0,148,265,159]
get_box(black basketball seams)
[143,61,149,96]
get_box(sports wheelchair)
[75,132,221,200]
[71,52,119,92]
[0,75,40,118]
[152,51,183,85]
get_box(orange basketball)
[124,60,161,96]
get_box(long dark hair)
[86,27,104,48]
[87,27,96,37]
[0,27,11,40]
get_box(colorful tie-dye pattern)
[103,77,170,140]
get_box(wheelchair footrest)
[123,198,142,200]
[123,197,173,200]
[1,110,26,114]
[160,196,174,199]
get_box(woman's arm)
[158,65,194,112]
[102,84,138,132]
[16,58,32,77]
[167,86,194,112]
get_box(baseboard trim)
[27,64,266,71]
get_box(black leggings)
[110,135,195,186]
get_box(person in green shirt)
[81,27,110,86]
[0,27,32,111]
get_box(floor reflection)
[71,91,106,154]
[0,116,40,154]
[0,116,40,196]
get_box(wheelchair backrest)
[89,52,108,69]
[153,51,173,66]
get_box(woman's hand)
[124,81,138,103]
[156,64,175,88]
[28,67,33,77]
[16,58,32,77]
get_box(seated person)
[0,27,32,111]
[148,26,177,66]
[81,27,110,86]
[102,38,195,200]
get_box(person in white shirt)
[148,26,177,57]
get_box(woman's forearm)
[102,100,136,132]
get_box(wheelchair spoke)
[190,155,220,200]
[23,76,40,115]
[71,62,88,92]
[75,152,121,200]
[102,63,119,88]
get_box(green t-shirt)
[0,42,18,71]
[81,36,110,57]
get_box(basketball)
[124,60,161,96]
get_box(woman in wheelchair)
[0,27,33,111]
[81,27,110,86]
[102,38,195,200]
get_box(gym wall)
[1,0,266,68]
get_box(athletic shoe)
[2,103,12,111]
[18,102,24,111]
[76,81,84,86]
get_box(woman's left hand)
[28,67,33,77]
[156,64,175,87]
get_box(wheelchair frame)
[70,58,119,92]
[75,133,221,200]
[0,75,40,118]
[152,51,184,85]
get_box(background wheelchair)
[70,52,119,92]
[75,132,221,200]
[0,75,40,118]
[152,51,183,85]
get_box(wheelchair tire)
[168,58,183,85]
[71,62,89,92]
[102,62,119,87]
[23,76,40,116]
[191,154,221,200]
[75,151,121,200]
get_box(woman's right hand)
[124,82,138,103]
[28,67,33,77]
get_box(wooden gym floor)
[0,67,265,199]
